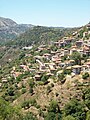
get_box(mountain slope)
[0,17,34,44]
[0,22,90,120]
[10,26,77,47]
[0,17,17,27]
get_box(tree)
[45,112,56,120]
[29,79,35,88]
[0,97,22,120]
[82,88,90,109]
[21,100,30,109]
[45,100,62,120]
[86,110,90,120]
[47,85,51,93]
[82,72,89,79]
[71,52,81,65]
[45,112,62,120]
[22,112,37,120]
[22,88,26,94]
[41,74,49,83]
[19,52,25,60]
[63,69,71,75]
[58,73,66,84]
[48,100,59,113]
[62,115,76,120]
[63,99,86,120]
[29,87,33,94]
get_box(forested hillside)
[7,26,78,47]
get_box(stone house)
[85,62,90,70]
[43,53,51,60]
[72,65,82,74]
[70,48,77,55]
[34,74,41,81]
[76,40,83,47]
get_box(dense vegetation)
[6,26,77,47]
[0,87,90,120]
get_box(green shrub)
[22,112,37,120]
[29,98,37,106]
[47,85,51,93]
[51,83,54,87]
[86,110,90,120]
[82,72,89,79]
[29,87,33,94]
[22,88,26,94]
[21,100,30,109]
[62,115,76,120]
[63,99,86,120]
[58,73,66,83]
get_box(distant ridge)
[0,17,34,43]
[0,17,17,27]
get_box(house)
[22,46,33,50]
[83,44,90,56]
[86,23,90,29]
[59,62,66,68]
[82,65,88,72]
[56,70,63,76]
[69,60,75,66]
[85,62,90,70]
[66,66,72,70]
[77,49,83,56]
[63,49,70,56]
[36,59,46,71]
[87,59,90,62]
[72,31,78,36]
[84,51,90,56]
[11,71,22,79]
[43,53,51,60]
[34,74,41,81]
[20,65,30,71]
[53,41,60,46]
[84,43,90,50]
[29,68,36,73]
[83,32,88,37]
[64,37,75,45]
[72,65,82,74]
[25,54,32,57]
[49,63,56,73]
[55,59,61,66]
[52,55,58,62]
[2,78,8,83]
[46,73,53,77]
[34,55,42,60]
[51,51,56,55]
[38,45,46,51]
[40,64,46,71]
[59,41,66,47]
[70,48,77,55]
[76,40,83,47]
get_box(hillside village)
[9,23,90,80]
[0,23,90,120]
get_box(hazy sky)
[0,0,90,27]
